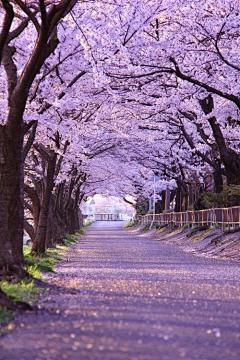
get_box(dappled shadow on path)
[0,222,240,360]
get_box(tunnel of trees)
[0,0,239,287]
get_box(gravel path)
[1,221,240,360]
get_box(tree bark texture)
[208,117,240,185]
[199,95,240,186]
[31,151,57,254]
[0,118,24,266]
[0,189,14,272]
[0,1,78,273]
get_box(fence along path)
[136,206,240,229]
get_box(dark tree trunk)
[24,184,40,231]
[24,219,34,242]
[31,152,57,254]
[199,95,240,186]
[0,0,78,276]
[208,117,240,185]
[0,190,14,272]
[174,179,188,212]
[0,117,25,267]
[165,187,170,211]
[213,159,224,193]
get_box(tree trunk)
[165,186,170,211]
[0,190,14,273]
[24,219,34,242]
[0,118,24,269]
[31,153,57,254]
[0,0,78,275]
[24,184,40,231]
[208,117,240,185]
[213,159,224,193]
[199,95,240,186]
[175,179,188,212]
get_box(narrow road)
[1,222,240,360]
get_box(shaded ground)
[0,221,240,360]
[133,225,240,262]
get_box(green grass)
[1,279,40,304]
[0,279,40,330]
[23,230,85,276]
[1,230,85,328]
[63,231,83,246]
[123,220,138,228]
[84,220,95,227]
[26,265,42,279]
[23,230,85,275]
[23,246,58,275]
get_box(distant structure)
[81,195,135,221]
[94,214,120,221]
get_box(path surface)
[1,222,240,360]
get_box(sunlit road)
[1,221,240,360]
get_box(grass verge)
[1,279,40,304]
[0,278,40,329]
[123,220,138,228]
[23,230,84,276]
[0,229,85,327]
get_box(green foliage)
[1,279,40,304]
[136,197,149,216]
[23,246,57,274]
[0,230,85,327]
[22,229,86,287]
[27,265,42,279]
[123,220,138,228]
[228,185,240,196]
[137,204,148,215]
[84,220,95,227]
[63,231,83,246]
[45,248,63,261]
[202,185,240,208]
[23,230,85,276]
[202,191,229,208]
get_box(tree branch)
[23,120,38,161]
[24,218,34,240]
[0,0,14,64]
[47,0,77,35]
[215,23,240,72]
[2,45,18,101]
[39,70,87,114]
[14,0,40,31]
[169,57,240,109]
[34,143,54,162]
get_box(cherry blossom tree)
[0,0,78,276]
[1,0,239,277]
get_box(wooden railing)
[135,206,240,229]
